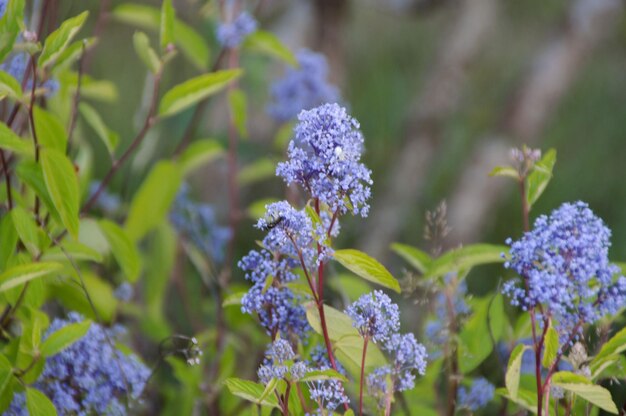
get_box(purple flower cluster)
[7,313,149,415]
[268,49,340,122]
[307,346,350,412]
[276,103,373,217]
[503,201,626,337]
[457,378,495,411]
[345,290,400,344]
[216,11,257,48]
[170,184,231,263]
[257,339,298,383]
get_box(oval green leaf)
[333,249,400,293]
[40,148,80,238]
[40,320,91,357]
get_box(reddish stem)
[359,336,369,416]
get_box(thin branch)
[0,150,13,209]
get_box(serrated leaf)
[41,148,80,238]
[160,0,175,50]
[526,149,556,208]
[0,70,22,100]
[390,243,432,274]
[489,166,519,179]
[33,106,67,153]
[159,69,243,117]
[243,30,297,66]
[552,371,618,414]
[99,219,141,282]
[0,121,32,155]
[113,3,209,70]
[505,344,530,399]
[0,262,62,293]
[124,160,182,241]
[333,249,400,293]
[40,320,91,357]
[224,378,279,408]
[79,102,119,155]
[177,139,223,176]
[26,388,57,416]
[38,11,89,69]
[424,244,507,280]
[542,326,559,368]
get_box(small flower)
[114,282,134,302]
[345,290,400,344]
[307,346,349,412]
[216,11,257,48]
[457,378,495,411]
[268,49,340,122]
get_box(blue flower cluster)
[239,203,316,338]
[257,339,298,383]
[170,184,231,263]
[346,290,400,344]
[457,378,495,411]
[276,103,373,217]
[503,201,626,337]
[346,291,427,402]
[307,346,350,412]
[216,11,257,48]
[7,313,149,415]
[0,0,7,18]
[268,49,340,123]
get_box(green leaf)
[0,354,13,403]
[159,69,243,118]
[299,369,348,383]
[177,139,223,176]
[542,326,559,368]
[489,166,519,179]
[0,0,25,62]
[26,388,58,416]
[160,0,175,50]
[505,344,530,399]
[51,37,97,75]
[38,11,89,69]
[79,102,119,155]
[222,291,246,307]
[390,243,432,274]
[49,271,117,323]
[526,149,556,208]
[224,378,279,408]
[125,160,182,241]
[33,106,67,153]
[0,70,22,100]
[11,206,41,257]
[15,161,58,219]
[0,121,32,155]
[0,214,17,271]
[424,244,507,280]
[333,249,401,293]
[496,387,537,414]
[228,88,248,139]
[238,158,277,186]
[552,371,618,414]
[41,148,80,238]
[40,320,91,357]
[458,294,505,373]
[592,326,626,367]
[133,31,161,74]
[113,3,209,70]
[243,31,297,66]
[42,241,103,263]
[99,219,141,282]
[0,262,62,293]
